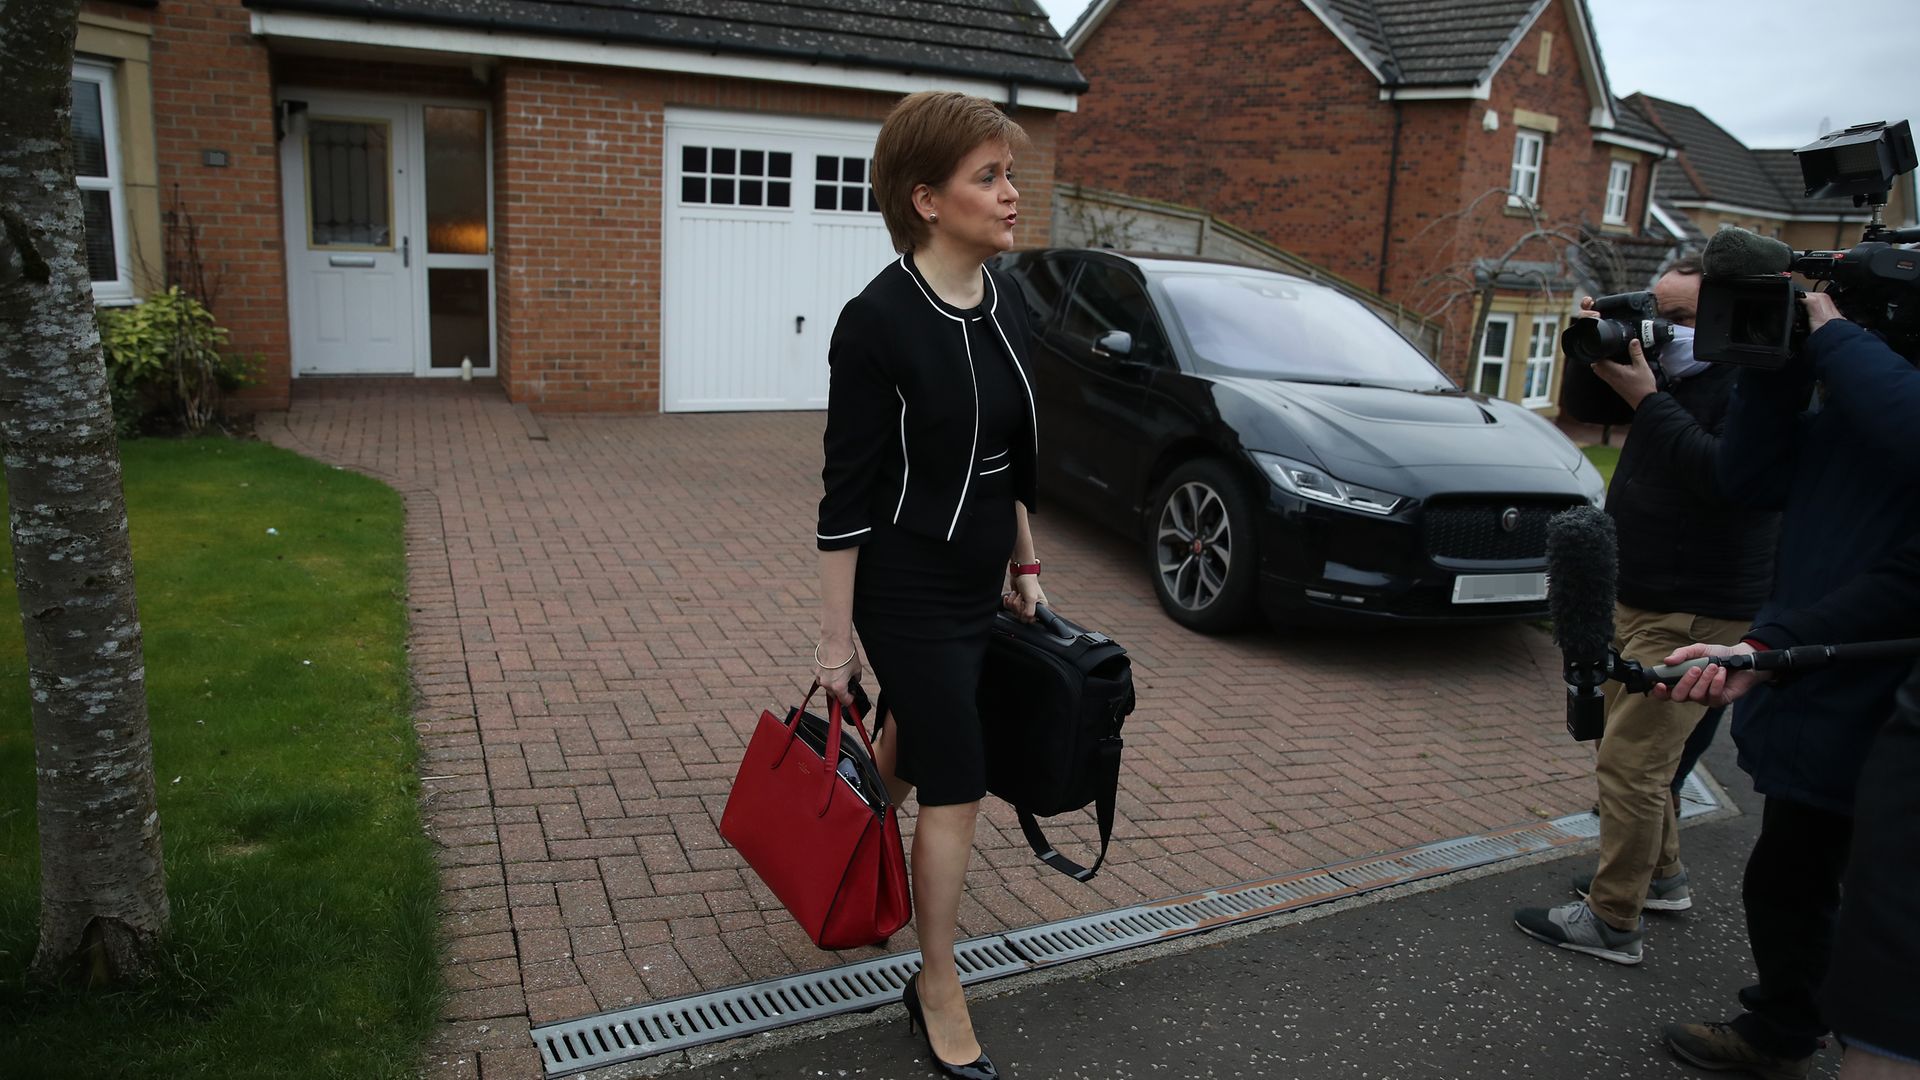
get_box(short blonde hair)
[872,91,1029,254]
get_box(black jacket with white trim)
[816,255,1039,551]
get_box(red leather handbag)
[720,685,910,950]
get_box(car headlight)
[1251,451,1407,516]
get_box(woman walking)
[812,91,1043,1080]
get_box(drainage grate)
[533,773,1723,1076]
[534,938,1027,1075]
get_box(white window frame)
[72,59,133,305]
[1604,160,1633,225]
[1508,129,1544,209]
[1522,315,1558,407]
[1475,313,1516,399]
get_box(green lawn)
[0,439,440,1079]
[1583,444,1620,486]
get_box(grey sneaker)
[1514,900,1644,964]
[1663,1021,1812,1079]
[1572,868,1693,912]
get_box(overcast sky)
[1034,0,1920,151]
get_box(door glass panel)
[81,189,117,281]
[425,106,488,254]
[1061,264,1168,361]
[308,118,392,248]
[683,144,792,208]
[428,268,489,369]
[71,80,109,178]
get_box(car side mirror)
[1091,330,1134,359]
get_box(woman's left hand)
[1004,574,1047,623]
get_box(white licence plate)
[1451,572,1548,605]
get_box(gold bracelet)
[814,642,856,670]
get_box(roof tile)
[247,0,1086,91]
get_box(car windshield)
[1158,272,1452,389]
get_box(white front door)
[662,111,897,412]
[282,98,416,375]
[280,95,497,378]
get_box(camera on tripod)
[1697,120,1920,368]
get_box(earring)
[929,213,938,223]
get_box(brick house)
[71,0,1082,412]
[1628,93,1919,253]
[1056,0,1681,413]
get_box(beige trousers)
[1588,600,1749,929]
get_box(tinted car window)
[1159,272,1450,389]
[1012,254,1074,330]
[1059,263,1169,362]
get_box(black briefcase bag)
[976,604,1135,881]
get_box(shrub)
[96,287,258,434]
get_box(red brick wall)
[85,0,291,409]
[1057,0,1399,286]
[1059,0,1654,379]
[494,63,1058,412]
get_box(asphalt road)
[650,736,1833,1080]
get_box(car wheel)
[1147,458,1259,633]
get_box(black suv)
[994,249,1606,631]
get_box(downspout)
[1377,85,1405,295]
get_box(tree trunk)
[1463,279,1498,394]
[0,0,168,986]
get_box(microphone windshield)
[1547,506,1617,663]
[1701,227,1793,278]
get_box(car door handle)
[795,315,805,334]
[328,255,375,268]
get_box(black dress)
[854,294,1025,807]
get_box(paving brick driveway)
[261,379,1593,1080]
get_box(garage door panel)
[664,112,892,413]
[663,215,794,412]
[802,220,897,408]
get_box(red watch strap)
[1010,560,1041,578]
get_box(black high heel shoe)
[901,972,1001,1079]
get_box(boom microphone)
[1546,506,1616,741]
[1701,226,1794,279]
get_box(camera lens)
[1561,319,1625,365]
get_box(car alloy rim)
[1156,481,1231,611]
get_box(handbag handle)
[793,681,881,818]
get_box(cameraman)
[1656,531,1920,1080]
[1514,261,1778,965]
[1646,287,1920,1078]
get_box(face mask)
[1657,324,1709,380]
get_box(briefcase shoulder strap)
[1015,734,1123,881]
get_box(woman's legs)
[912,796,984,1065]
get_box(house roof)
[1069,0,1556,89]
[1323,0,1545,87]
[1630,93,1864,219]
[1610,95,1671,149]
[1631,94,1787,211]
[248,0,1087,92]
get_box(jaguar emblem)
[1500,507,1521,533]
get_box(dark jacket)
[1722,320,1920,815]
[816,256,1039,551]
[1608,363,1779,619]
[1748,529,1920,650]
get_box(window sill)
[92,292,138,308]
[1502,202,1541,219]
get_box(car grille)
[1423,500,1579,562]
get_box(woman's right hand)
[814,637,863,709]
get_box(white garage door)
[663,110,898,412]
